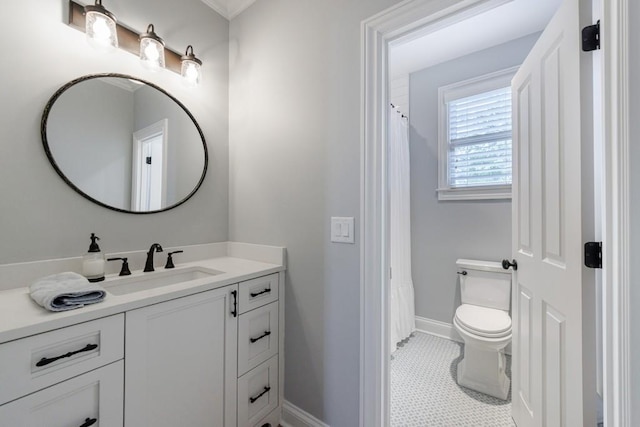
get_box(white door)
[511,0,595,426]
[125,286,238,427]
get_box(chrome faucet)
[144,243,163,272]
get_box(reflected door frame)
[131,119,168,212]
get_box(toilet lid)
[455,304,511,338]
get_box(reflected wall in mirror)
[41,74,208,213]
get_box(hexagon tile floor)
[390,332,515,426]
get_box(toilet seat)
[454,304,511,338]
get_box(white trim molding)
[281,401,330,427]
[600,0,631,425]
[415,316,462,342]
[200,0,257,20]
[360,1,517,426]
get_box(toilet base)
[457,344,510,400]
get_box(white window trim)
[437,66,519,200]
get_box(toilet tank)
[456,259,512,311]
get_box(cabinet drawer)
[0,314,124,405]
[238,301,278,376]
[253,407,281,427]
[238,356,279,427]
[238,274,279,314]
[0,360,124,427]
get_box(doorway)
[359,0,628,425]
[387,2,560,425]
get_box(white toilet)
[453,259,512,400]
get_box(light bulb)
[92,16,111,41]
[185,63,198,80]
[144,43,160,62]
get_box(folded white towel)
[29,272,106,312]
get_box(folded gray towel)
[29,272,106,312]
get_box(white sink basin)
[105,267,222,295]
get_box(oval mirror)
[41,73,208,214]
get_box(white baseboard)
[415,315,463,343]
[415,315,511,355]
[280,400,330,427]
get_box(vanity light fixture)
[139,24,165,71]
[83,0,118,51]
[68,1,203,84]
[181,45,202,87]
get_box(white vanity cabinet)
[236,273,283,427]
[0,314,125,426]
[0,255,285,427]
[124,285,238,427]
[124,272,284,427]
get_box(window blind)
[448,86,512,188]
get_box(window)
[437,67,518,200]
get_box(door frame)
[358,0,631,426]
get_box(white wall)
[0,0,229,264]
[229,0,400,424]
[629,0,640,423]
[408,34,539,323]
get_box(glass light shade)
[181,60,202,87]
[84,4,118,52]
[181,46,202,87]
[140,25,165,72]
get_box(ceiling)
[389,0,561,79]
[200,0,257,20]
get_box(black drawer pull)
[231,290,238,317]
[249,386,271,403]
[79,417,97,427]
[250,330,271,343]
[36,343,98,367]
[250,288,271,298]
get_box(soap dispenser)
[82,233,105,282]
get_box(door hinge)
[146,156,152,165]
[582,20,600,52]
[584,242,602,269]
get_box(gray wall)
[629,0,640,423]
[0,0,229,263]
[228,0,400,424]
[409,34,540,323]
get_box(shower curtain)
[389,105,416,354]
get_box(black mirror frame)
[41,73,208,214]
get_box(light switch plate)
[331,217,355,244]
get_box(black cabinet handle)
[79,418,97,427]
[249,386,271,403]
[36,343,98,367]
[502,259,518,271]
[250,288,271,298]
[250,331,271,343]
[231,290,238,317]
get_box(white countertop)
[0,255,284,344]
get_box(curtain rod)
[389,103,409,119]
